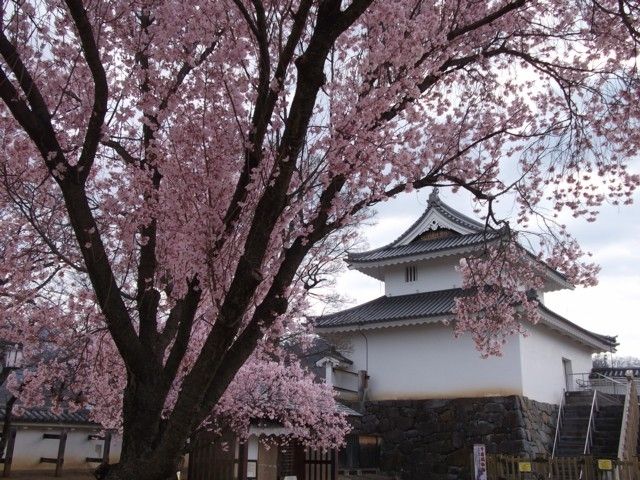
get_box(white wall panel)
[519,324,595,404]
[335,322,523,401]
[384,257,462,296]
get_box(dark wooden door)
[188,431,236,480]
[299,446,337,480]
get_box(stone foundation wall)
[349,395,557,480]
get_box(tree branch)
[64,0,109,182]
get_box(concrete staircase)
[554,391,623,458]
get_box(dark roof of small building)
[285,337,353,385]
[314,289,617,350]
[0,405,94,425]
[0,384,95,426]
[348,231,500,263]
[336,403,362,417]
[299,337,353,365]
[283,339,361,417]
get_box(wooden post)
[2,428,16,478]
[238,440,248,480]
[331,448,338,480]
[294,443,305,480]
[102,431,112,464]
[41,430,68,476]
[55,430,67,477]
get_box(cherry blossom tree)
[0,0,639,478]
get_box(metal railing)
[590,373,628,397]
[583,390,599,455]
[566,372,628,397]
[551,388,565,459]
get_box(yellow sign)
[598,459,613,471]
[518,462,532,473]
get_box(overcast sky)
[333,187,640,358]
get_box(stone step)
[555,447,585,456]
[559,439,586,449]
[564,407,621,418]
[564,406,592,416]
[595,417,622,425]
[593,436,619,445]
[561,416,589,425]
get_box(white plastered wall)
[9,426,122,472]
[384,257,462,296]
[336,322,523,401]
[519,323,595,404]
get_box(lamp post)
[2,345,21,370]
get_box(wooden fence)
[487,455,640,480]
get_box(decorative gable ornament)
[391,189,483,246]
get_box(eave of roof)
[0,406,96,426]
[315,289,460,328]
[336,402,362,417]
[538,304,617,351]
[315,289,616,352]
[347,231,500,265]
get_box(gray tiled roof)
[315,289,461,328]
[0,405,94,425]
[287,337,353,382]
[0,385,95,425]
[539,304,617,348]
[336,402,362,417]
[348,231,499,263]
[315,290,617,349]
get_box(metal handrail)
[583,389,599,455]
[591,372,627,386]
[551,389,565,458]
[566,372,629,397]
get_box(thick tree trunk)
[101,376,186,480]
[101,421,185,480]
[100,411,190,480]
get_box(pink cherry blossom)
[0,1,638,478]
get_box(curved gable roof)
[347,189,488,267]
[392,189,484,245]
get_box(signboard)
[598,459,613,471]
[247,461,257,478]
[473,444,487,480]
[518,462,532,472]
